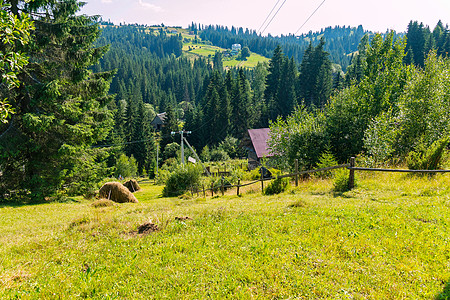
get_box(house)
[232,44,241,51]
[231,43,241,56]
[241,128,274,169]
[151,112,166,131]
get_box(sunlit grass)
[1,172,450,298]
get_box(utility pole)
[171,130,191,166]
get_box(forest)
[1,0,450,202]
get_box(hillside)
[1,172,450,298]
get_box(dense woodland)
[1,0,450,201]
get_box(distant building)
[151,112,166,131]
[241,128,274,169]
[231,43,241,56]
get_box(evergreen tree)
[0,0,114,200]
[264,45,284,121]
[213,51,223,71]
[298,39,333,107]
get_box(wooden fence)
[186,157,450,198]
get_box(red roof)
[248,128,273,158]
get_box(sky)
[79,0,450,36]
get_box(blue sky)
[79,0,450,35]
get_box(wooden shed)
[151,112,166,131]
[241,128,274,169]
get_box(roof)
[151,112,166,125]
[247,128,273,158]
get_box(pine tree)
[0,0,114,200]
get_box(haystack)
[98,182,138,203]
[123,179,141,193]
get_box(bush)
[115,153,138,178]
[406,136,449,172]
[264,176,290,195]
[163,164,202,197]
[333,169,353,193]
[163,142,180,160]
[314,149,338,179]
[200,145,211,162]
[210,149,230,162]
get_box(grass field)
[182,42,268,69]
[1,171,450,299]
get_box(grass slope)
[1,172,450,299]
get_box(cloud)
[137,0,164,12]
[100,0,113,3]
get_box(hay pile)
[138,222,159,234]
[98,182,138,203]
[123,179,141,193]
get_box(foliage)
[115,153,138,178]
[0,0,34,122]
[264,170,290,195]
[333,168,352,193]
[163,142,180,160]
[326,31,411,162]
[210,149,230,162]
[314,148,338,179]
[406,136,449,171]
[269,105,328,171]
[0,0,114,201]
[217,135,243,159]
[240,46,250,60]
[200,145,211,162]
[162,164,202,197]
[363,111,401,165]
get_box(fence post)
[261,170,264,193]
[237,179,240,196]
[221,177,224,196]
[211,182,214,197]
[348,157,355,190]
[295,159,299,187]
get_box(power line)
[257,0,283,34]
[260,0,288,35]
[294,0,327,35]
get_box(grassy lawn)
[1,172,450,299]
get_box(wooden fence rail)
[181,157,450,198]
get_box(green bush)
[264,176,290,195]
[163,165,202,197]
[333,169,353,193]
[115,153,138,178]
[406,136,449,172]
[314,149,338,179]
[210,149,230,162]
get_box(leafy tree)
[269,106,328,171]
[0,0,114,200]
[240,46,251,60]
[0,0,34,122]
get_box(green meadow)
[1,171,450,299]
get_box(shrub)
[264,176,290,195]
[200,145,211,162]
[163,142,180,160]
[333,169,353,193]
[210,149,230,162]
[314,148,338,179]
[163,165,202,197]
[115,153,138,178]
[406,136,449,172]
